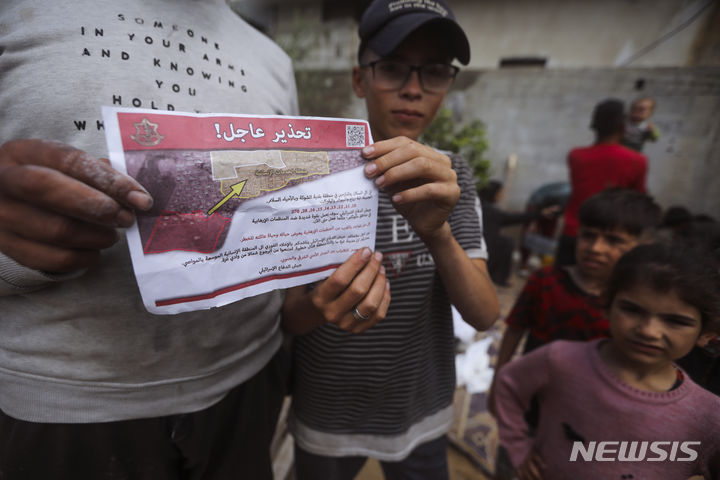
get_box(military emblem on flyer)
[131,118,165,146]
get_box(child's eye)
[606,236,628,246]
[664,317,695,327]
[618,303,643,315]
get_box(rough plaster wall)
[296,67,720,216]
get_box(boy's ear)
[352,66,366,99]
[696,331,718,349]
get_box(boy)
[489,188,661,414]
[622,96,660,152]
[494,243,720,478]
[282,1,500,478]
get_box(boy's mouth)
[392,109,424,119]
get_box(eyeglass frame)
[359,60,460,93]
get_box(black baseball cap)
[358,0,470,65]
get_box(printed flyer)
[103,107,377,314]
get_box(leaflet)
[103,107,377,314]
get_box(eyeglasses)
[360,60,459,93]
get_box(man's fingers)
[0,195,119,249]
[0,165,142,227]
[0,140,153,223]
[0,229,102,272]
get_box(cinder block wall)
[296,67,720,215]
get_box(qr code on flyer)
[345,124,366,147]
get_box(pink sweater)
[495,339,720,479]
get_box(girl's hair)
[605,242,720,332]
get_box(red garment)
[505,266,608,353]
[562,144,647,236]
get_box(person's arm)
[0,139,153,294]
[494,343,553,472]
[645,123,660,142]
[281,248,391,335]
[362,137,499,331]
[424,227,498,330]
[488,324,526,416]
[488,272,542,415]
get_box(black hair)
[590,99,626,138]
[578,188,662,237]
[478,180,503,203]
[605,242,720,332]
[662,205,692,228]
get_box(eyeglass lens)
[370,61,457,92]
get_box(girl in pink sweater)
[495,242,720,479]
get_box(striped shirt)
[289,154,487,461]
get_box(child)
[495,242,720,478]
[490,188,662,412]
[622,96,660,152]
[282,1,500,478]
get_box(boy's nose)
[399,70,423,96]
[588,238,607,253]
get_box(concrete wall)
[447,67,720,215]
[240,0,720,217]
[296,67,720,216]
[245,0,719,70]
[451,0,715,68]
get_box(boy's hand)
[310,248,390,333]
[0,139,153,272]
[286,248,391,334]
[516,452,545,480]
[362,137,460,243]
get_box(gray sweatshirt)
[0,0,298,423]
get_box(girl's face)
[608,283,705,371]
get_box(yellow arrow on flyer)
[207,180,247,215]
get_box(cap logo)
[388,0,448,17]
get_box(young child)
[282,1,500,478]
[495,242,720,479]
[490,188,662,412]
[622,96,660,152]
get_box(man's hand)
[0,139,153,272]
[362,137,460,243]
[283,248,391,334]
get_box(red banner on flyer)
[116,112,370,151]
